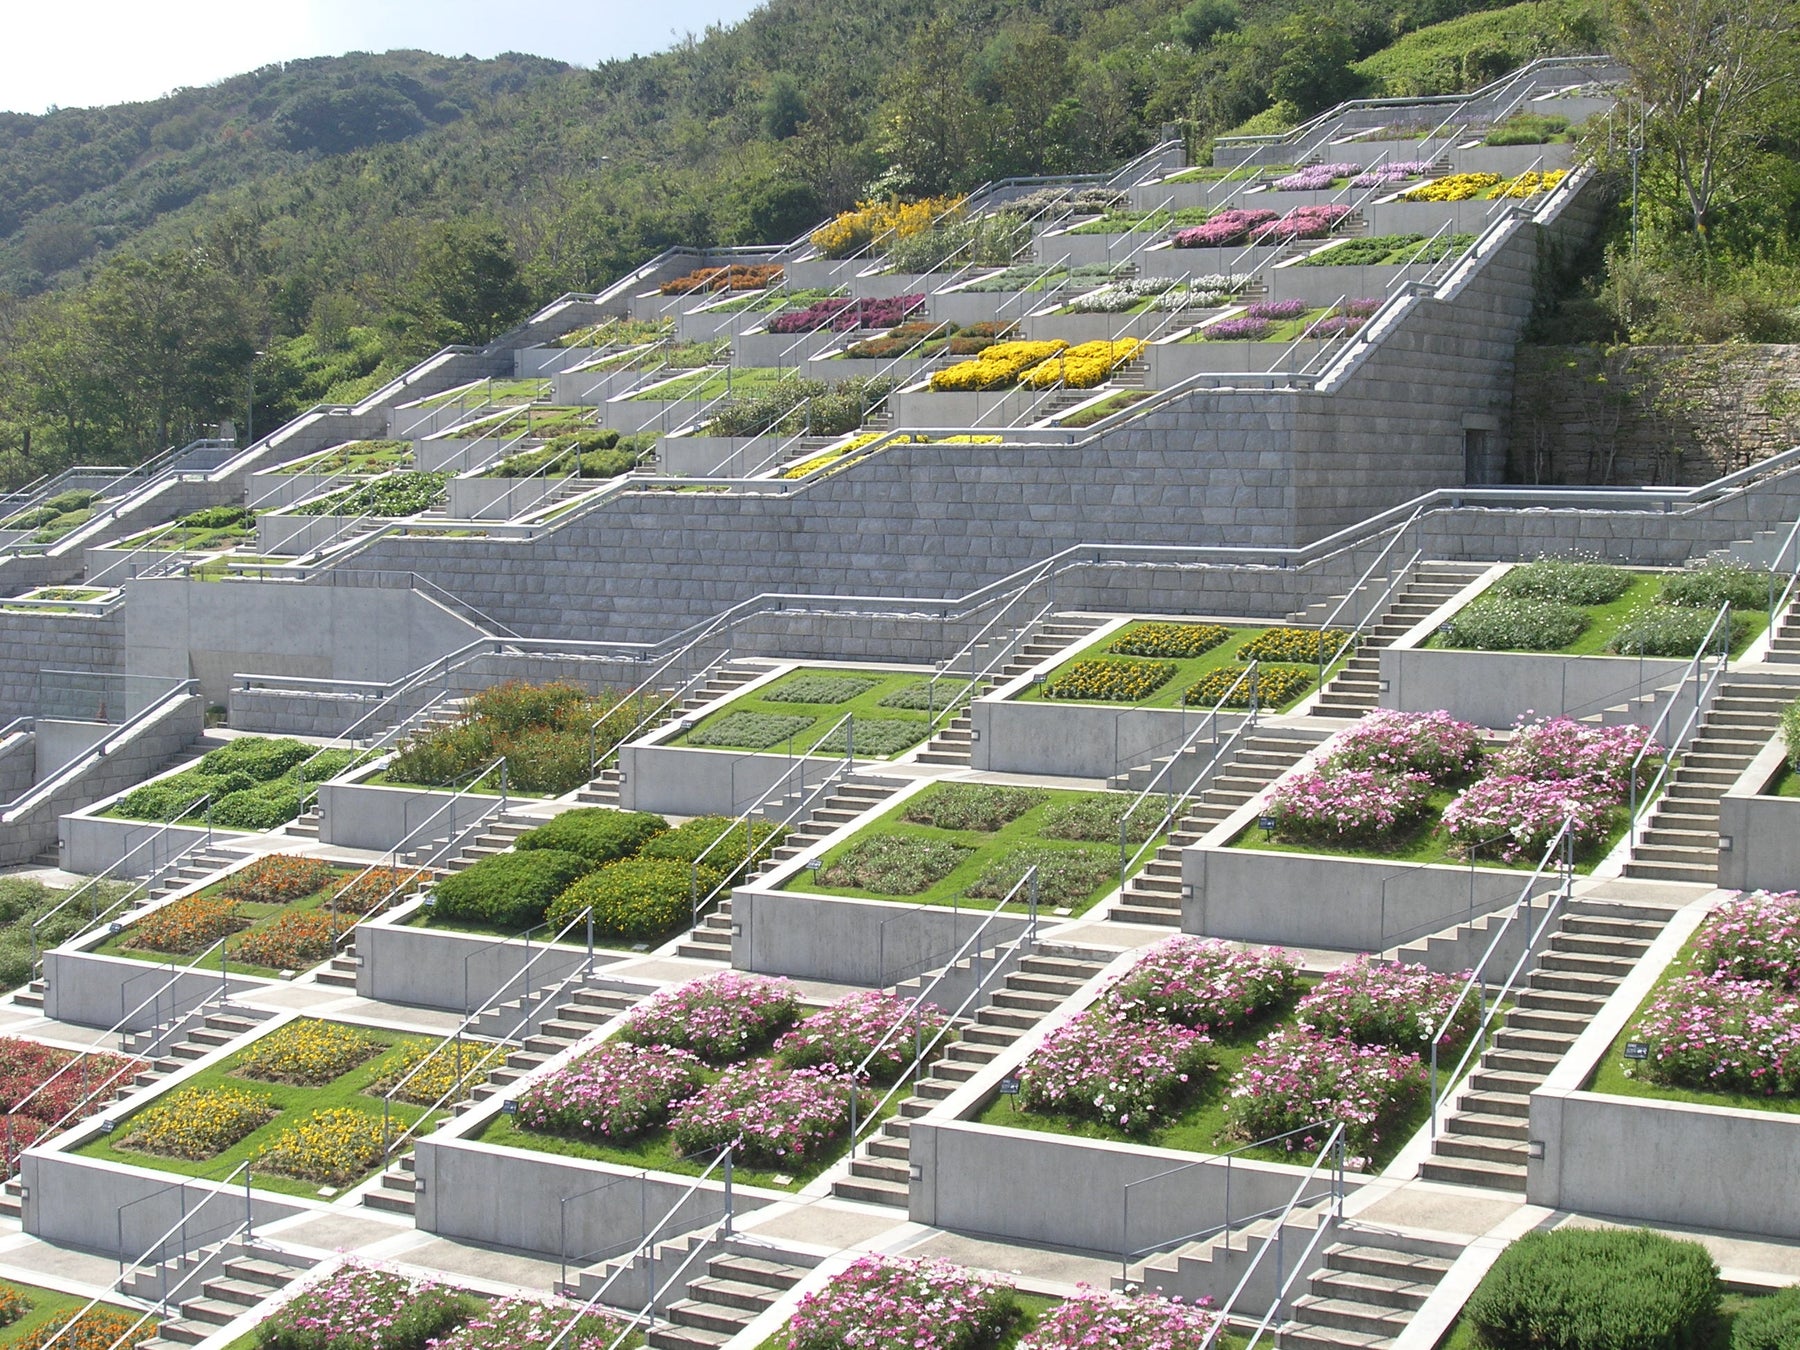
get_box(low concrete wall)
[43,947,261,1031]
[617,743,850,819]
[1714,738,1793,893]
[316,773,502,852]
[35,720,109,780]
[244,472,340,512]
[446,475,555,521]
[1183,844,1540,950]
[659,438,763,479]
[732,887,1029,987]
[256,512,358,556]
[1381,648,1689,728]
[60,812,221,876]
[417,439,511,474]
[971,694,1245,780]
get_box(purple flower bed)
[514,1042,706,1142]
[1019,1009,1215,1132]
[1104,936,1300,1032]
[1326,709,1482,783]
[1246,299,1308,321]
[618,971,801,1062]
[1251,205,1352,244]
[1018,1289,1221,1350]
[787,1255,1015,1350]
[1172,209,1279,248]
[668,1060,865,1167]
[1200,316,1271,341]
[1228,1027,1428,1157]
[1693,890,1800,988]
[1296,959,1479,1051]
[768,294,924,334]
[1274,162,1362,190]
[1306,316,1362,339]
[1491,716,1660,793]
[1349,161,1434,188]
[260,1263,477,1350]
[775,990,949,1084]
[1267,766,1436,845]
[1629,974,1800,1095]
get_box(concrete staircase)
[574,662,766,807]
[146,843,253,900]
[1276,1228,1462,1350]
[830,948,1109,1207]
[1621,675,1790,883]
[1419,892,1682,1192]
[912,616,1108,767]
[130,1243,316,1350]
[643,1248,812,1350]
[400,812,536,872]
[676,777,904,960]
[1313,562,1488,719]
[1108,727,1327,926]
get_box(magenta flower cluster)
[1104,936,1300,1032]
[1251,205,1352,243]
[668,1059,865,1167]
[1326,709,1483,782]
[1228,1026,1428,1156]
[1490,716,1660,793]
[1172,209,1280,248]
[774,990,948,1084]
[1246,298,1308,321]
[788,1255,1014,1350]
[1201,316,1271,341]
[619,971,801,1062]
[1018,1288,1221,1350]
[1019,1008,1214,1133]
[1268,765,1435,845]
[514,1042,705,1141]
[768,294,923,334]
[1349,161,1434,187]
[1274,162,1363,190]
[264,1262,470,1350]
[1692,890,1800,987]
[1296,959,1479,1051]
[428,1297,623,1350]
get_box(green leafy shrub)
[385,680,632,796]
[430,849,594,929]
[1493,559,1635,605]
[1659,562,1773,612]
[1185,663,1313,708]
[1733,1286,1800,1350]
[686,712,814,749]
[258,1264,480,1350]
[1485,112,1570,145]
[820,836,972,894]
[903,784,1045,832]
[638,816,786,878]
[294,470,449,517]
[965,845,1120,907]
[1464,1227,1722,1350]
[211,782,307,830]
[545,858,702,939]
[176,505,255,531]
[811,718,927,755]
[515,809,668,864]
[1043,659,1177,702]
[1783,700,1800,772]
[877,681,943,711]
[1039,794,1164,843]
[1109,622,1231,658]
[762,675,878,705]
[1609,607,1750,657]
[1439,597,1589,651]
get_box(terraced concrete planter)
[971,691,1249,781]
[417,438,513,474]
[446,475,556,521]
[45,941,265,1031]
[802,355,935,386]
[1378,648,1689,729]
[735,329,838,367]
[780,258,867,289]
[256,512,360,557]
[244,472,341,512]
[673,306,772,341]
[1714,738,1794,892]
[315,768,503,852]
[1140,243,1285,278]
[1365,200,1504,237]
[516,346,602,378]
[1145,340,1329,384]
[617,740,860,818]
[888,387,1042,429]
[60,810,222,876]
[1017,312,1166,344]
[1264,263,1417,305]
[931,291,1017,328]
[552,366,649,406]
[391,401,482,440]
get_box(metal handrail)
[1314,547,1424,689]
[0,679,196,827]
[1766,509,1800,621]
[1626,601,1732,832]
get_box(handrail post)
[722,1149,734,1236]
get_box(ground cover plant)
[1297,232,1476,266]
[292,470,448,517]
[671,667,934,758]
[115,504,257,552]
[430,849,595,931]
[277,441,413,477]
[1022,621,1337,712]
[797,782,1157,915]
[109,736,362,831]
[117,1085,276,1160]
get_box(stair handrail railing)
[587,654,731,776]
[557,1169,650,1292]
[1766,508,1800,621]
[1119,1119,1338,1283]
[923,579,1059,734]
[1313,546,1425,694]
[845,865,1040,1151]
[1425,811,1578,1137]
[1265,291,1349,378]
[111,1159,255,1282]
[1116,661,1260,891]
[1199,1122,1348,1350]
[1626,600,1733,836]
[841,190,980,271]
[0,678,197,829]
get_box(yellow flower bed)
[1401,173,1501,202]
[255,1107,385,1187]
[236,1020,384,1086]
[1018,339,1145,390]
[120,1086,276,1160]
[1496,169,1568,198]
[810,196,962,259]
[1044,658,1177,702]
[781,432,1006,480]
[930,340,1069,393]
[368,1039,506,1107]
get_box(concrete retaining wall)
[1380,648,1689,728]
[1715,738,1795,893]
[354,902,622,1012]
[43,948,260,1032]
[316,774,501,852]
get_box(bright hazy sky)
[1,0,766,115]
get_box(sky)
[0,0,766,115]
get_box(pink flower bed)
[1227,1027,1427,1157]
[1693,890,1800,987]
[1267,766,1435,845]
[1490,716,1660,793]
[787,1255,1015,1350]
[1018,1009,1215,1132]
[1274,162,1362,190]
[1629,974,1800,1095]
[1441,772,1619,861]
[1296,959,1478,1051]
[668,1060,865,1167]
[618,971,801,1062]
[774,990,948,1084]
[1246,299,1308,322]
[514,1042,705,1141]
[768,294,924,334]
[1327,709,1482,783]
[1200,316,1270,341]
[1350,161,1434,188]
[429,1296,624,1350]
[1172,209,1279,248]
[1019,1289,1221,1350]
[1104,937,1300,1032]
[1250,205,1351,244]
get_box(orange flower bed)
[326,867,430,917]
[232,910,355,971]
[658,263,783,296]
[128,896,247,955]
[218,855,338,905]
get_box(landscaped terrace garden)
[477,430,651,480]
[1181,298,1381,342]
[1065,206,1215,236]
[547,316,672,349]
[1171,205,1351,248]
[658,262,782,296]
[784,782,1167,917]
[478,973,916,1188]
[112,506,256,552]
[1428,559,1771,655]
[701,286,842,315]
[1059,274,1248,315]
[1400,169,1567,201]
[671,668,939,758]
[0,1035,143,1170]
[1,586,116,612]
[1296,232,1477,266]
[1232,709,1660,870]
[0,1279,142,1350]
[979,936,1478,1168]
[1166,162,1296,184]
[107,736,362,831]
[273,441,413,476]
[955,263,1119,293]
[626,365,786,403]
[834,320,1015,361]
[3,490,100,545]
[0,875,131,990]
[704,373,896,438]
[1020,620,1348,711]
[291,471,448,518]
[810,196,962,259]
[928,339,1143,392]
[418,379,549,410]
[766,294,924,334]
[74,1018,488,1197]
[1482,111,1574,145]
[453,405,603,439]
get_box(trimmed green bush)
[1783,699,1800,772]
[545,858,704,939]
[430,849,594,929]
[1659,562,1773,612]
[199,737,315,780]
[210,783,306,830]
[639,816,786,878]
[516,809,668,864]
[1464,1227,1722,1350]
[1492,559,1635,606]
[1732,1285,1800,1350]
[1609,607,1750,657]
[1439,597,1589,651]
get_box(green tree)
[401,219,529,347]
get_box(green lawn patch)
[1056,390,1153,427]
[705,286,841,315]
[1764,765,1800,798]
[1019,621,1341,711]
[420,378,547,409]
[275,440,413,476]
[670,668,939,758]
[1066,207,1213,236]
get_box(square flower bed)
[670,667,936,758]
[784,783,1166,915]
[0,1037,144,1171]
[781,1256,1030,1350]
[74,1019,450,1198]
[1019,620,1346,711]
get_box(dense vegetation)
[0,0,1594,487]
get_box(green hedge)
[545,858,706,939]
[1733,1286,1800,1350]
[430,849,594,929]
[638,816,786,878]
[516,809,668,865]
[1464,1227,1722,1350]
[1783,700,1800,772]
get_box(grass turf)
[1439,1290,1770,1350]
[670,668,938,757]
[1018,620,1344,711]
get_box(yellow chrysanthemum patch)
[930,340,1069,392]
[236,1020,384,1086]
[1401,173,1502,202]
[1018,339,1146,390]
[1496,169,1568,198]
[781,433,1004,480]
[255,1107,386,1186]
[810,197,963,259]
[368,1039,506,1107]
[120,1086,276,1160]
